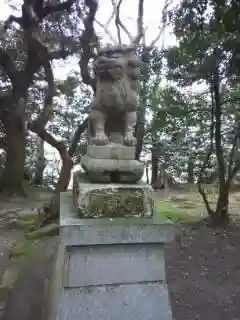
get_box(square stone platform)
[46,192,175,320]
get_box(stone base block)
[72,175,154,218]
[87,143,135,160]
[55,283,172,320]
[46,192,174,320]
[81,155,144,183]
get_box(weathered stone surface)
[56,283,172,320]
[81,155,144,183]
[87,45,141,147]
[46,192,174,320]
[78,45,144,183]
[72,180,154,218]
[65,244,165,287]
[87,143,135,160]
[61,192,175,246]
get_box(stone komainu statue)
[81,45,144,183]
[88,45,142,146]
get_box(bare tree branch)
[95,0,116,42]
[78,0,99,92]
[79,52,96,92]
[132,0,144,45]
[68,118,88,156]
[106,0,116,26]
[4,15,23,30]
[115,0,123,44]
[114,0,133,43]
[95,19,118,44]
[28,60,55,132]
[112,0,145,45]
[4,0,76,31]
[149,26,164,47]
[147,0,175,48]
[36,118,88,225]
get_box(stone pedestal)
[46,192,175,320]
[73,172,154,218]
[81,143,144,183]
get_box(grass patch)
[25,223,59,240]
[177,200,198,209]
[9,239,33,258]
[0,284,9,298]
[155,200,198,224]
[170,197,199,209]
[15,219,36,232]
[14,212,39,231]
[18,212,39,221]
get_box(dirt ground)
[166,224,240,320]
[1,188,240,319]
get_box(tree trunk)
[187,156,194,183]
[32,138,46,186]
[213,184,230,225]
[162,168,168,189]
[32,160,46,186]
[0,115,26,196]
[212,69,229,225]
[37,119,88,226]
[135,121,145,160]
[151,146,158,185]
[145,165,149,184]
[135,49,149,160]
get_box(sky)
[0,0,178,183]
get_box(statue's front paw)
[124,133,137,146]
[91,133,109,145]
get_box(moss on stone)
[18,212,39,221]
[9,240,33,258]
[15,219,36,232]
[0,284,9,298]
[25,223,59,240]
[79,187,145,218]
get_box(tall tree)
[0,0,76,195]
[165,0,240,224]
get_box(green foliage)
[157,0,240,223]
[25,223,59,240]
[18,212,39,221]
[9,240,33,258]
[164,0,239,84]
[155,200,198,224]
[15,219,36,232]
[15,212,40,231]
